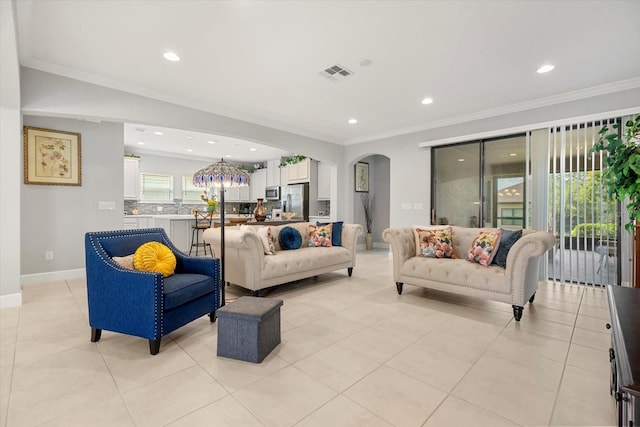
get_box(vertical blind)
[547,118,619,286]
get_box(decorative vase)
[365,232,373,250]
[254,198,267,222]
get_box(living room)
[2,1,640,425]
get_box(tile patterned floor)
[0,249,616,426]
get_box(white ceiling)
[14,0,640,154]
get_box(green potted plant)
[590,115,640,232]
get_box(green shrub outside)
[570,223,617,238]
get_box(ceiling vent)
[319,64,353,81]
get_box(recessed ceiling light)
[509,153,517,157]
[348,118,358,124]
[457,158,465,162]
[153,131,163,136]
[249,148,257,152]
[163,51,180,62]
[225,154,232,158]
[137,142,145,145]
[421,97,434,105]
[186,149,193,152]
[537,64,555,74]
[186,135,193,139]
[208,140,216,144]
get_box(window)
[139,173,173,202]
[499,207,524,227]
[182,176,203,202]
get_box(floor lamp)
[193,159,249,306]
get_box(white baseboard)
[21,268,86,287]
[0,292,22,308]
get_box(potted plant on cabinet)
[361,193,375,250]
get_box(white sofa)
[382,226,555,320]
[203,222,362,295]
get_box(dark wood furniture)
[607,285,640,426]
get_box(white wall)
[21,116,124,276]
[0,0,22,306]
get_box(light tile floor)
[0,249,616,426]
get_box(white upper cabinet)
[266,159,281,187]
[287,158,311,183]
[250,168,267,201]
[123,157,140,200]
[317,161,331,200]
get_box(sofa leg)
[90,328,102,342]
[251,289,265,297]
[348,267,353,277]
[396,282,403,295]
[149,338,161,355]
[512,305,524,321]
[529,292,536,303]
[209,311,217,322]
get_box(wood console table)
[607,285,640,426]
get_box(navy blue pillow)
[491,229,523,268]
[278,226,302,250]
[317,221,343,246]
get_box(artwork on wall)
[354,161,369,193]
[23,126,82,186]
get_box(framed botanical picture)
[24,126,82,186]
[354,161,369,192]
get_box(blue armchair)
[85,228,221,355]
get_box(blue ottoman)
[216,296,283,363]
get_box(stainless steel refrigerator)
[283,183,309,220]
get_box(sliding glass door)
[432,134,526,228]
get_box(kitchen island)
[123,214,304,253]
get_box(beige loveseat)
[382,226,555,321]
[203,222,362,295]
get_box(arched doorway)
[353,154,390,249]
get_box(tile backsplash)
[124,200,281,216]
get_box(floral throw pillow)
[415,227,455,258]
[466,229,502,267]
[308,224,333,247]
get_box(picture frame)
[354,161,369,193]
[24,126,82,186]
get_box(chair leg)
[149,338,161,355]
[90,328,102,342]
[189,228,196,256]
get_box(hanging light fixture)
[193,158,250,305]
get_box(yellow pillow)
[133,242,176,277]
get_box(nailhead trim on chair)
[87,228,169,338]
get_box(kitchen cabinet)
[280,162,290,186]
[123,157,140,200]
[266,159,281,187]
[250,169,267,201]
[123,215,153,230]
[226,185,250,202]
[288,158,311,183]
[317,162,331,200]
[153,216,194,253]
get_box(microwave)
[265,186,280,200]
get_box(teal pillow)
[278,226,302,250]
[491,229,522,268]
[317,221,343,246]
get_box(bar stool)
[189,211,214,256]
